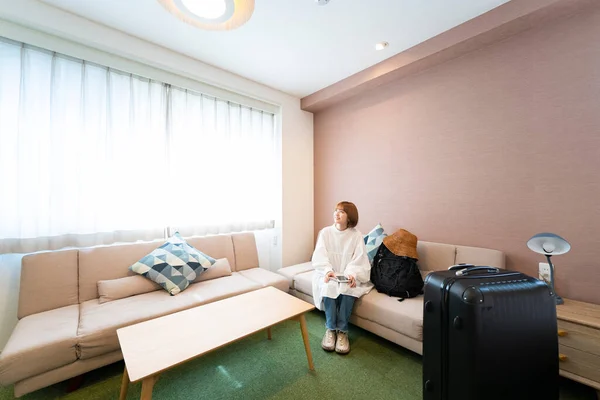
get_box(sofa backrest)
[19,249,78,319]
[186,234,237,271]
[78,240,164,303]
[18,232,260,314]
[230,233,260,271]
[417,241,505,272]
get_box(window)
[0,39,278,253]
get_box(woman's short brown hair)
[336,201,359,228]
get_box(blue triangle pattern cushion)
[129,232,216,295]
[363,224,387,265]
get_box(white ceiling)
[32,0,510,97]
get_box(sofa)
[277,239,505,355]
[0,232,288,397]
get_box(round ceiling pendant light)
[158,0,255,31]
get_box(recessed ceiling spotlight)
[316,0,330,5]
[158,0,255,31]
[375,41,389,51]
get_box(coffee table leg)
[298,314,314,371]
[267,327,272,340]
[119,366,129,400]
[140,374,159,400]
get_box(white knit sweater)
[311,225,374,311]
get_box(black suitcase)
[423,265,558,400]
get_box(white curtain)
[0,39,277,253]
[168,87,277,236]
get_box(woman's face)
[333,207,349,227]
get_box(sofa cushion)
[455,245,505,268]
[193,258,232,283]
[186,235,236,271]
[129,233,215,295]
[97,275,161,304]
[417,241,456,272]
[353,290,424,341]
[0,305,79,385]
[79,240,164,302]
[363,224,388,264]
[19,250,79,319]
[238,268,289,292]
[189,273,261,304]
[77,273,261,359]
[231,233,259,271]
[293,270,315,296]
[277,262,315,290]
[421,270,434,280]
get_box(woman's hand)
[348,275,357,288]
[324,271,336,283]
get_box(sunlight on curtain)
[0,39,278,253]
[168,88,276,235]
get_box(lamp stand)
[545,255,564,305]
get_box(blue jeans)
[323,295,356,333]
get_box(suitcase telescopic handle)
[455,266,500,276]
[448,263,475,271]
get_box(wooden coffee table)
[117,286,315,400]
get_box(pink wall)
[313,7,600,304]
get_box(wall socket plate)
[539,262,551,285]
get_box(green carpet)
[0,310,596,400]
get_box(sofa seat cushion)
[238,268,289,292]
[77,273,261,359]
[277,262,314,290]
[187,273,261,305]
[0,305,79,385]
[353,290,424,341]
[292,270,315,296]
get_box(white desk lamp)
[527,233,571,305]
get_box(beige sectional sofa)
[277,240,505,355]
[0,232,288,397]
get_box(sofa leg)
[66,374,85,393]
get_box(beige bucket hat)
[382,229,419,260]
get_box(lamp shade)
[527,233,571,256]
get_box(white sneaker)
[335,331,350,354]
[321,329,336,351]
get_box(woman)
[311,201,373,354]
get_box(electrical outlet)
[539,262,551,285]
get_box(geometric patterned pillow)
[129,232,216,295]
[363,223,388,265]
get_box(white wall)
[0,0,314,350]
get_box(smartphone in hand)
[332,274,349,283]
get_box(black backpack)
[370,243,424,300]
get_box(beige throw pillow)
[193,258,232,283]
[98,275,162,304]
[97,258,232,303]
